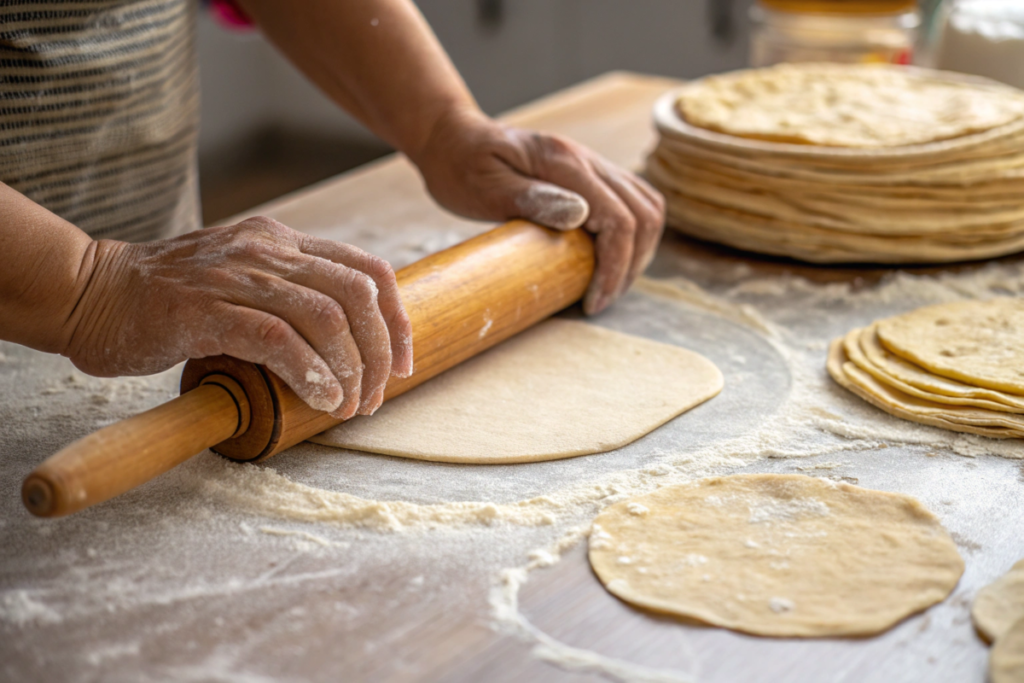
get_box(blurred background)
[197,0,1021,223]
[197,0,759,223]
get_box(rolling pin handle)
[22,477,54,517]
[22,378,251,518]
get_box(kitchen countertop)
[2,72,1023,683]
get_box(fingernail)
[331,398,358,421]
[309,396,339,413]
[584,292,608,316]
[358,387,386,416]
[392,354,414,379]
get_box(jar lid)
[758,0,917,14]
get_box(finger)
[594,162,665,288]
[628,171,667,213]
[512,181,590,230]
[537,163,635,313]
[526,138,638,314]
[627,174,667,274]
[289,258,393,416]
[585,216,635,315]
[298,237,413,379]
[228,273,365,419]
[213,304,345,414]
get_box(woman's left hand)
[411,107,666,316]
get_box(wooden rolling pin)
[23,220,594,518]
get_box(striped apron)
[0,0,201,242]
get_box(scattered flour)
[258,526,345,549]
[747,497,830,524]
[5,255,1024,682]
[0,589,63,626]
[769,597,795,614]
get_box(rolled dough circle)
[858,324,1024,412]
[991,616,1024,683]
[588,474,964,637]
[973,559,1024,643]
[876,299,1024,395]
[827,337,1024,439]
[675,63,1024,149]
[311,319,723,463]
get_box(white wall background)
[197,1,755,160]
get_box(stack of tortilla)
[646,63,1024,264]
[827,299,1024,438]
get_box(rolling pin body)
[24,221,594,517]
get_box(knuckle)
[532,134,581,172]
[254,315,290,347]
[228,218,293,256]
[649,190,667,216]
[614,212,638,238]
[362,254,395,283]
[639,209,662,236]
[309,296,350,334]
[539,133,575,156]
[241,215,290,236]
[343,269,379,300]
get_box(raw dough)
[876,299,1024,395]
[858,324,1024,412]
[974,559,1024,643]
[991,617,1024,683]
[677,63,1024,148]
[311,319,723,463]
[827,338,1022,439]
[828,301,1024,438]
[845,327,1024,413]
[588,474,964,638]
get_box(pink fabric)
[208,0,255,29]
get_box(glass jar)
[749,0,922,67]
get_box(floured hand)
[64,217,413,418]
[411,108,666,315]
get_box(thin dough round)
[311,319,723,463]
[827,338,1021,439]
[844,327,1024,414]
[876,299,1024,395]
[677,63,1024,149]
[858,324,1024,412]
[991,617,1024,683]
[973,559,1024,643]
[588,474,964,638]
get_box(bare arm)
[232,0,474,158]
[237,0,666,314]
[0,182,96,354]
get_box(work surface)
[3,73,1024,683]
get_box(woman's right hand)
[64,217,413,419]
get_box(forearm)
[0,183,99,353]
[236,0,478,158]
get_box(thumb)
[512,181,590,231]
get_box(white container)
[937,0,1024,89]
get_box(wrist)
[61,240,133,365]
[405,100,490,170]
